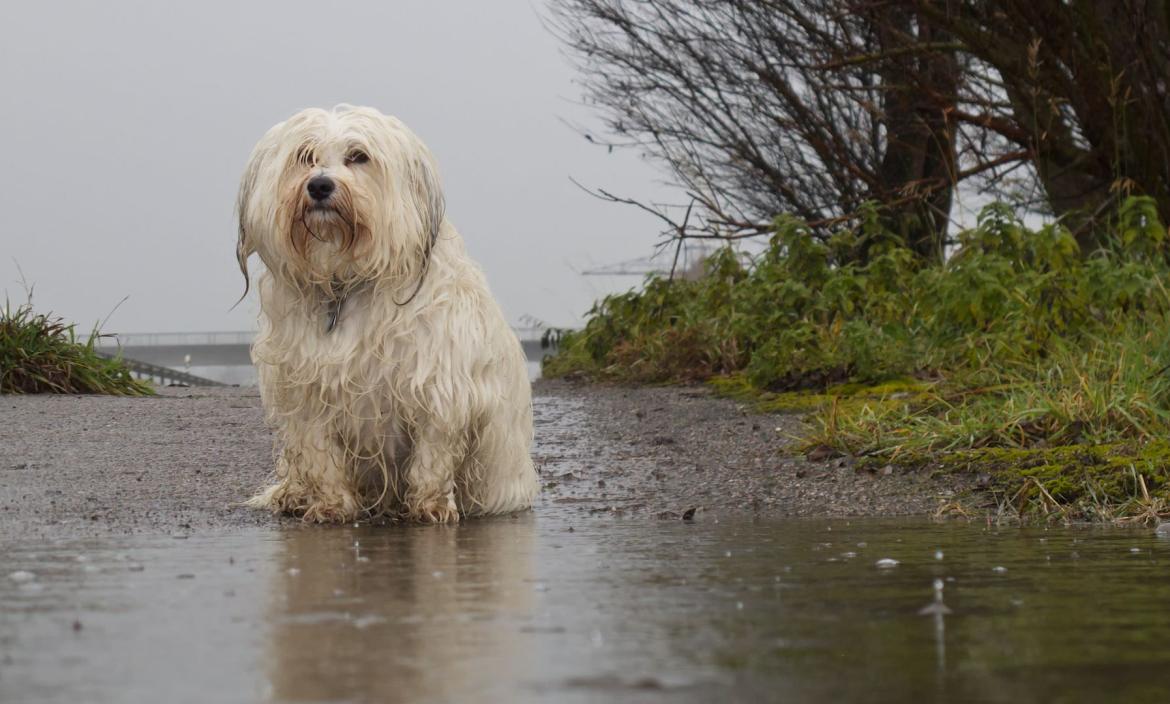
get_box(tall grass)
[812,325,1170,455]
[0,300,153,395]
[543,198,1170,517]
[547,198,1170,392]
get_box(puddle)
[4,516,1170,702]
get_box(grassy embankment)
[0,300,152,395]
[543,199,1170,522]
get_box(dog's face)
[236,105,445,290]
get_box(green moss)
[828,379,927,397]
[870,441,1170,519]
[708,372,932,414]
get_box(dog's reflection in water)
[263,516,537,702]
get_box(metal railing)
[94,331,255,348]
[96,352,225,387]
[95,327,550,347]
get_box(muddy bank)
[0,381,967,539]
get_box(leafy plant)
[0,300,153,395]
[545,197,1170,517]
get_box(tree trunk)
[873,1,959,264]
[914,0,1170,251]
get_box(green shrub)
[546,198,1170,389]
[0,301,153,395]
[544,196,1170,517]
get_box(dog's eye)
[345,151,369,166]
[296,147,316,166]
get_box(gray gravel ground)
[0,381,968,538]
[533,379,966,520]
[0,387,278,538]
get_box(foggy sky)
[0,1,675,334]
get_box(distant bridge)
[95,351,226,387]
[95,328,556,386]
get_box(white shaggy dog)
[235,105,538,523]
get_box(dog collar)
[324,294,345,333]
[324,279,364,334]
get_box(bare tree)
[549,0,965,262]
[553,0,1170,258]
[910,0,1170,249]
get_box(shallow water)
[4,515,1170,703]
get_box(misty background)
[0,1,675,334]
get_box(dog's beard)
[282,183,376,287]
[290,196,362,259]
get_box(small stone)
[353,615,386,630]
[875,558,899,569]
[805,445,839,462]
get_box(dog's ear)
[234,143,265,305]
[407,149,446,252]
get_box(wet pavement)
[4,389,1170,702]
[5,515,1170,703]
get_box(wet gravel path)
[533,380,962,520]
[0,382,965,538]
[0,388,278,538]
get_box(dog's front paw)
[300,492,364,524]
[244,484,287,513]
[408,492,460,524]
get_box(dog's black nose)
[307,176,335,201]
